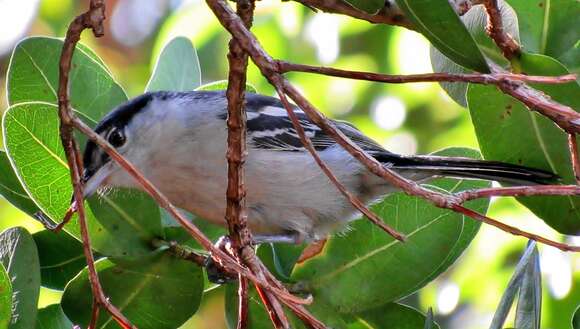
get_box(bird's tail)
[373,153,558,185]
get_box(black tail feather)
[373,153,559,185]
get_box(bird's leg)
[252,232,304,245]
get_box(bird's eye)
[108,128,126,147]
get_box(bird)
[81,90,557,244]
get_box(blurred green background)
[0,1,577,328]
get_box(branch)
[277,61,577,85]
[293,0,414,29]
[455,185,580,202]
[497,79,580,134]
[223,1,256,327]
[482,0,520,60]
[568,134,580,184]
[57,1,134,327]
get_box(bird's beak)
[82,165,112,198]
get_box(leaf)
[515,242,542,329]
[396,0,489,72]
[506,0,580,58]
[195,80,258,93]
[225,283,439,329]
[350,303,440,329]
[7,37,127,146]
[0,263,12,329]
[146,36,202,92]
[343,0,384,14]
[2,102,163,257]
[33,230,86,290]
[430,2,519,106]
[489,242,538,329]
[61,254,204,329]
[467,53,580,234]
[35,304,74,329]
[258,243,306,281]
[0,227,40,329]
[292,148,490,313]
[573,305,580,329]
[0,150,40,216]
[424,308,435,329]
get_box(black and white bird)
[82,91,556,244]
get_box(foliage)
[0,0,578,328]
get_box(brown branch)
[455,185,580,202]
[293,0,414,29]
[497,80,580,134]
[222,1,294,328]
[568,134,580,184]
[206,0,580,253]
[57,1,134,328]
[88,299,100,329]
[275,85,405,241]
[277,61,577,85]
[452,205,580,252]
[151,238,208,267]
[482,0,520,60]
[237,277,250,329]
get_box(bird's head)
[81,90,227,198]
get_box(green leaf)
[0,227,40,329]
[33,230,86,290]
[343,0,384,14]
[226,282,439,329]
[7,37,127,146]
[467,53,580,234]
[0,150,40,216]
[146,36,202,92]
[430,2,519,106]
[349,303,440,329]
[258,243,306,281]
[573,305,580,329]
[395,0,489,72]
[35,304,74,329]
[506,0,580,58]
[515,242,542,329]
[195,80,258,93]
[0,263,12,329]
[556,41,579,74]
[2,102,163,257]
[62,254,204,329]
[489,242,538,329]
[292,148,489,314]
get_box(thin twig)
[275,85,405,241]
[57,1,134,327]
[88,298,100,329]
[455,185,580,202]
[293,0,414,29]
[151,239,208,267]
[277,61,576,85]
[497,80,580,134]
[568,134,580,184]
[237,276,250,329]
[482,0,520,60]
[452,205,580,252]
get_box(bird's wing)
[240,94,386,153]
